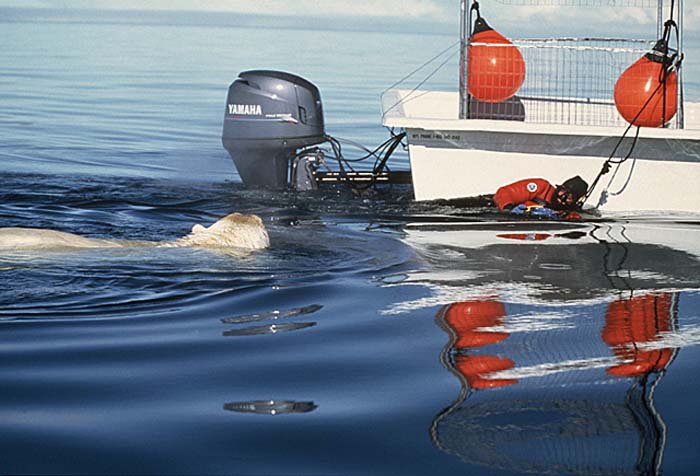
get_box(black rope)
[580,4,683,208]
[381,47,460,119]
[381,41,460,96]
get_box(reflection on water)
[221,304,324,324]
[433,293,677,475]
[222,321,317,337]
[224,400,318,416]
[394,220,700,475]
[387,220,700,312]
[220,303,323,337]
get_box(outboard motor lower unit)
[222,70,325,188]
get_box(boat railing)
[457,0,685,128]
[467,37,665,128]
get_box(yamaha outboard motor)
[222,70,325,188]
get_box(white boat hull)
[383,90,700,214]
[407,135,699,212]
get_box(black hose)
[319,131,407,193]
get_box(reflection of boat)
[381,1,700,213]
[384,220,700,312]
[398,218,700,474]
[431,385,671,475]
[432,291,680,474]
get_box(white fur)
[168,213,269,250]
[0,213,269,252]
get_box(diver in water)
[493,176,589,219]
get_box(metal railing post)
[459,0,469,119]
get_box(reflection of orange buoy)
[614,40,678,128]
[454,354,517,389]
[468,17,525,103]
[602,294,674,377]
[441,299,517,390]
[443,300,508,348]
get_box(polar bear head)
[175,213,269,250]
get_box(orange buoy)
[468,17,525,103]
[614,40,678,128]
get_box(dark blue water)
[2,11,700,475]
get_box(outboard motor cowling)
[222,70,325,188]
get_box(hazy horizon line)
[0,6,457,36]
[2,6,698,41]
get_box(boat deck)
[381,89,700,140]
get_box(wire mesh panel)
[467,38,657,127]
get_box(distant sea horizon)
[0,6,457,36]
[3,5,699,41]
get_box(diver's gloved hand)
[510,204,564,219]
[510,204,529,215]
[528,206,561,218]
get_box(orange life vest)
[494,178,555,211]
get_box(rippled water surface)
[2,12,700,475]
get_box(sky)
[1,0,698,38]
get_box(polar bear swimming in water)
[0,212,269,252]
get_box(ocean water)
[1,10,700,475]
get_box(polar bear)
[0,212,269,252]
